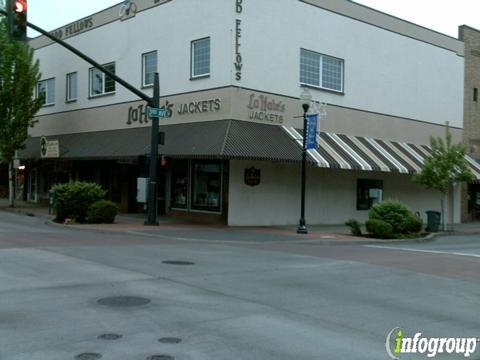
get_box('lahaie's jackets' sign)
[127,98,222,125]
[248,93,286,124]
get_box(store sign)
[247,93,286,124]
[244,167,261,187]
[127,98,222,125]
[40,137,60,158]
[50,17,94,40]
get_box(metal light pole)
[297,88,313,234]
[146,72,160,225]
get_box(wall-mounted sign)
[50,17,94,40]
[247,93,286,124]
[244,167,261,187]
[127,98,222,125]
[40,137,60,158]
[234,0,243,81]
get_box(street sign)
[148,106,170,119]
[305,114,318,150]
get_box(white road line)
[364,245,480,259]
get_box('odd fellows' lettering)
[248,93,285,124]
[50,17,93,40]
[234,0,243,80]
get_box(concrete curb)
[0,207,441,245]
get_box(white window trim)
[36,78,55,106]
[89,62,116,97]
[142,51,157,88]
[66,72,77,102]
[191,37,211,79]
[300,49,344,93]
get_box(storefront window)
[171,160,189,209]
[357,179,383,210]
[191,161,221,212]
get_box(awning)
[19,120,303,163]
[20,120,480,180]
[282,126,480,179]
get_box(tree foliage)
[412,123,474,193]
[0,20,43,164]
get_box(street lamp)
[297,88,312,234]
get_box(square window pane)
[90,68,103,95]
[143,51,157,86]
[300,49,320,86]
[67,73,77,101]
[37,81,47,104]
[191,161,221,211]
[104,63,115,93]
[192,38,210,77]
[322,56,343,91]
[46,79,55,104]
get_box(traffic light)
[7,0,27,41]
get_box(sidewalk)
[2,198,478,242]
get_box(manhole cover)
[146,355,175,360]
[162,260,194,266]
[75,353,102,360]
[98,333,123,340]
[97,296,151,307]
[158,337,182,344]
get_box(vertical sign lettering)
[234,1,243,81]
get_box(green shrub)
[87,200,118,224]
[368,200,413,234]
[404,214,423,234]
[53,182,106,223]
[366,219,393,239]
[345,219,362,236]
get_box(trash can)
[425,210,441,232]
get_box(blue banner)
[305,114,318,150]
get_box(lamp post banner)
[305,114,318,150]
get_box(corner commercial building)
[20,0,480,226]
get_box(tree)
[0,20,43,206]
[412,122,474,231]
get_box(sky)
[1,0,480,39]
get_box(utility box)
[137,177,148,203]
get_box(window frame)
[300,48,345,94]
[190,37,211,80]
[65,72,78,103]
[36,78,55,107]
[88,62,116,98]
[142,50,158,88]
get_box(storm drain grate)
[75,353,102,360]
[146,355,175,360]
[97,296,151,307]
[158,337,182,344]
[98,333,123,340]
[161,260,195,266]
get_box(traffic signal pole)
[0,8,161,225]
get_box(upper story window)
[191,37,210,78]
[300,49,344,93]
[66,72,77,102]
[36,78,55,106]
[89,62,115,97]
[142,51,157,87]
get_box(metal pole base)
[297,221,308,234]
[144,221,159,226]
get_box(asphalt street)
[0,211,479,360]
